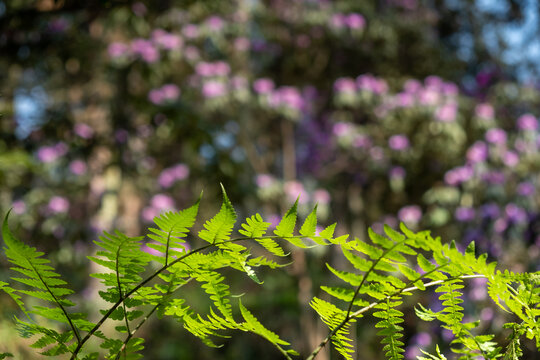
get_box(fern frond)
[199,185,244,253]
[2,212,85,349]
[147,195,200,265]
[310,297,356,360]
[374,297,405,360]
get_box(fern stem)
[27,259,82,345]
[306,274,486,360]
[71,235,300,359]
[345,239,406,318]
[115,243,132,339]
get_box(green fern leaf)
[239,299,290,346]
[300,206,318,237]
[199,186,243,251]
[147,195,200,264]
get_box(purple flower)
[502,151,519,167]
[388,134,410,151]
[398,205,422,224]
[466,141,488,163]
[202,81,227,98]
[37,142,68,163]
[435,102,457,122]
[253,78,275,94]
[389,166,406,179]
[74,123,94,139]
[505,204,527,223]
[352,134,372,148]
[485,128,507,145]
[517,182,535,196]
[69,160,87,175]
[48,196,69,214]
[475,103,494,119]
[182,24,199,39]
[455,207,476,222]
[108,42,131,58]
[517,113,538,131]
[480,203,500,219]
[12,200,26,215]
[142,207,159,222]
[481,171,505,185]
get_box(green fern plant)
[1,186,539,359]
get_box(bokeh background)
[1,0,540,359]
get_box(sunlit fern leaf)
[300,206,318,238]
[239,299,290,346]
[199,185,244,252]
[2,212,86,352]
[274,199,308,248]
[195,271,233,320]
[374,298,405,360]
[147,195,201,265]
[310,297,356,360]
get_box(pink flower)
[182,24,199,39]
[485,128,507,145]
[256,174,275,188]
[284,181,308,203]
[334,77,356,93]
[151,194,175,210]
[332,122,353,137]
[388,134,410,151]
[205,16,225,31]
[69,160,87,175]
[12,200,26,215]
[131,39,159,63]
[48,196,69,213]
[435,103,457,122]
[161,84,180,100]
[313,189,330,204]
[74,123,94,139]
[234,37,250,51]
[253,78,275,94]
[108,42,131,58]
[202,81,227,98]
[346,13,365,29]
[398,205,422,224]
[151,29,182,50]
[466,141,488,163]
[502,151,519,167]
[37,142,68,163]
[517,113,538,131]
[475,103,494,119]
